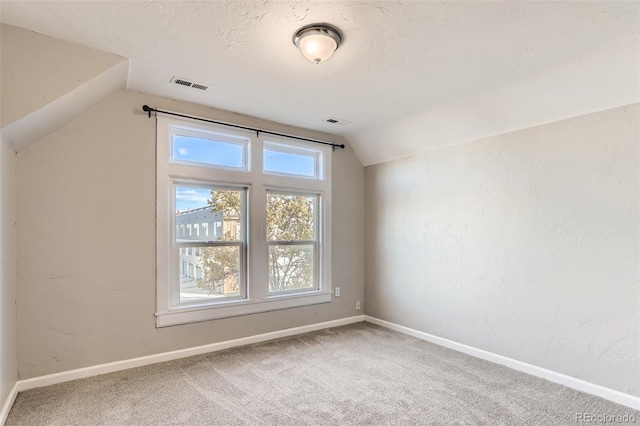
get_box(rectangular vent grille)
[174,79,192,87]
[171,76,209,91]
[324,117,351,126]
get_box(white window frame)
[172,180,249,305]
[265,190,321,296]
[169,122,250,171]
[263,140,323,179]
[156,117,332,327]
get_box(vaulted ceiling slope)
[1,1,638,164]
[0,24,128,151]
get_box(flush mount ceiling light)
[293,24,342,64]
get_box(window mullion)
[268,240,316,245]
[177,241,242,247]
[249,134,267,300]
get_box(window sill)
[156,291,332,327]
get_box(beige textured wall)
[0,137,18,404]
[0,24,125,128]
[16,90,364,379]
[364,104,639,396]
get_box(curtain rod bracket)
[143,104,153,118]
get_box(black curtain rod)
[142,105,345,150]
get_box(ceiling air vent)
[171,76,209,91]
[324,117,351,126]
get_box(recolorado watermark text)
[575,413,636,424]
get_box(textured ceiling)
[1,1,638,165]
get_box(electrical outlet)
[356,300,361,310]
[335,287,340,297]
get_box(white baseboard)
[364,315,640,410]
[0,382,18,426]
[5,314,637,419]
[15,315,364,393]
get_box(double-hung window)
[266,191,318,294]
[156,116,332,327]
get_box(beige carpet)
[6,323,638,425]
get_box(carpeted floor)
[6,323,639,425]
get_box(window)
[156,117,332,327]
[267,192,318,294]
[170,123,249,170]
[263,141,322,178]
[175,185,246,304]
